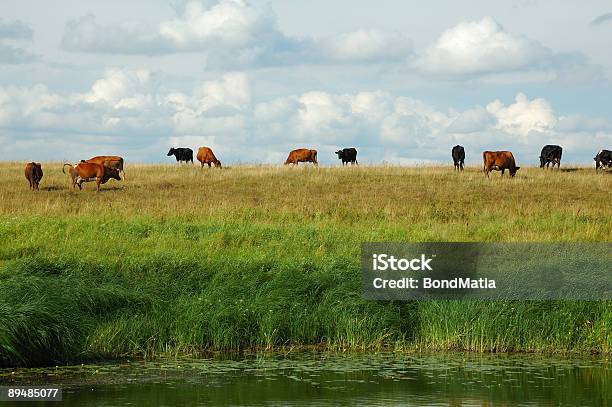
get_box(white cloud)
[60,0,413,67]
[1,69,610,165]
[82,68,154,110]
[414,17,551,77]
[61,0,291,66]
[486,93,557,136]
[320,29,412,62]
[166,72,250,134]
[61,15,168,54]
[158,0,276,49]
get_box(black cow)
[335,148,358,166]
[540,145,562,169]
[452,145,465,171]
[594,149,612,172]
[167,147,193,164]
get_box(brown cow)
[196,147,221,168]
[63,162,121,191]
[483,151,520,178]
[284,148,318,166]
[84,155,125,179]
[25,162,43,190]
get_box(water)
[1,352,609,406]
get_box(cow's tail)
[313,150,318,166]
[62,163,73,174]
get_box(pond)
[1,352,609,406]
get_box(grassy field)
[0,162,610,367]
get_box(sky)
[0,0,611,165]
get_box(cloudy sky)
[1,0,611,165]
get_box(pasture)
[0,162,610,366]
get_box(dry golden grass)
[1,162,609,241]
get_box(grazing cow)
[594,149,612,172]
[284,148,318,166]
[84,155,125,179]
[539,145,563,169]
[63,162,121,191]
[25,162,43,190]
[452,145,465,171]
[335,148,358,166]
[482,151,520,178]
[167,147,193,164]
[196,147,221,168]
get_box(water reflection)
[1,352,609,406]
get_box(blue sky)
[0,0,611,165]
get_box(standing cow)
[84,155,125,179]
[594,149,612,172]
[284,149,318,166]
[452,145,465,171]
[539,145,562,169]
[335,148,358,166]
[167,147,193,164]
[63,162,121,191]
[25,162,43,190]
[196,147,221,168]
[483,151,520,178]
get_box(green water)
[1,352,609,406]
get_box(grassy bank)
[0,163,610,366]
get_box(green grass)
[0,163,610,366]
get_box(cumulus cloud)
[414,17,551,76]
[319,29,412,62]
[486,93,556,136]
[81,68,155,109]
[61,15,166,54]
[1,68,610,164]
[158,0,278,49]
[60,0,411,67]
[61,0,294,64]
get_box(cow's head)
[510,166,521,177]
[105,167,122,181]
[335,150,344,159]
[215,160,222,168]
[167,148,175,156]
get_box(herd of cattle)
[22,145,612,191]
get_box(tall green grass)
[0,164,610,367]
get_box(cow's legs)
[96,177,101,192]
